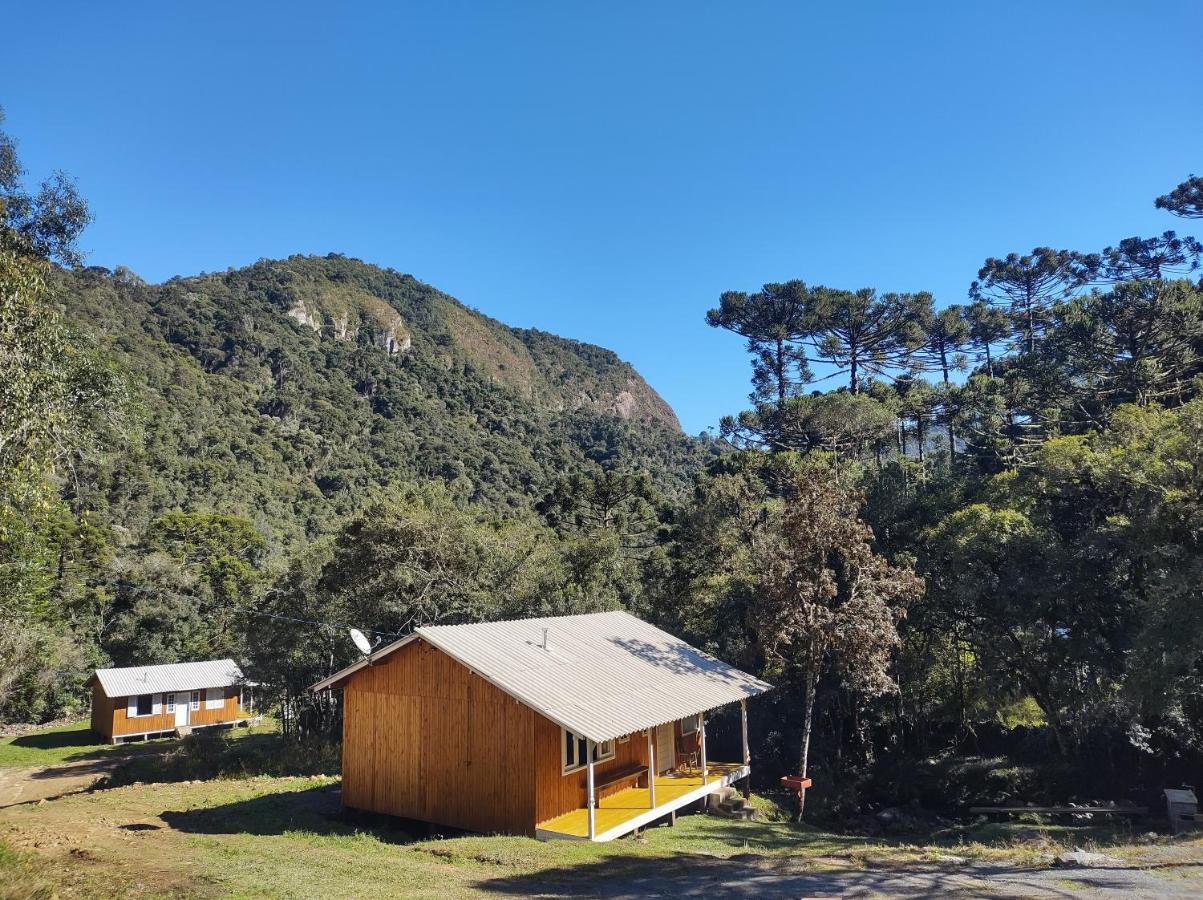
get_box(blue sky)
[5,2,1201,433]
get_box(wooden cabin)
[88,659,255,743]
[311,610,772,842]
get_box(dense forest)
[3,107,1203,821]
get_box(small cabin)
[88,659,255,743]
[311,610,772,842]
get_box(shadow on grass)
[9,728,100,753]
[471,852,1163,899]
[98,729,339,789]
[159,785,430,846]
[7,726,173,766]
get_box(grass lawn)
[1,721,1198,899]
[0,721,171,769]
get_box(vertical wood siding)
[90,683,114,738]
[531,717,681,825]
[107,685,243,736]
[189,687,242,727]
[341,639,538,835]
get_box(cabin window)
[204,688,223,710]
[561,729,614,774]
[680,714,700,735]
[166,693,176,713]
[190,690,200,711]
[135,694,153,717]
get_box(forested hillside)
[55,255,700,547]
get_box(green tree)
[0,107,92,266]
[721,392,896,461]
[706,281,813,405]
[1049,279,1203,409]
[965,300,1011,377]
[753,465,922,818]
[807,287,928,394]
[1094,232,1201,282]
[915,304,970,384]
[1155,174,1203,219]
[970,248,1092,354]
[0,109,124,723]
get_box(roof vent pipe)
[541,627,549,651]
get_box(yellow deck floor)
[537,762,744,838]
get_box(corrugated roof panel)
[413,611,772,743]
[93,659,244,697]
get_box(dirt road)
[0,757,123,809]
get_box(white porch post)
[647,729,657,808]
[740,699,750,765]
[699,712,708,783]
[586,740,596,839]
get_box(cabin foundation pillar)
[699,712,708,783]
[586,740,596,840]
[646,729,656,808]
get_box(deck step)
[705,786,756,820]
[712,801,757,820]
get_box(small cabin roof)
[311,610,772,743]
[90,659,245,698]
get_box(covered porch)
[536,698,754,843]
[536,762,748,842]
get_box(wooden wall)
[90,683,114,738]
[340,639,683,834]
[95,685,243,738]
[189,687,242,727]
[341,638,538,835]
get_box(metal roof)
[311,611,772,743]
[91,659,245,698]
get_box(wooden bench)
[595,763,647,793]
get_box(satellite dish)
[349,628,373,657]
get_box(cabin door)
[173,694,188,726]
[655,723,674,773]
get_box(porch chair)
[676,729,700,770]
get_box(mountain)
[54,254,710,550]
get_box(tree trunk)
[849,355,859,395]
[797,667,817,821]
[984,342,994,378]
[776,337,787,406]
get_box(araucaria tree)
[807,288,928,394]
[970,248,1091,354]
[706,280,812,405]
[752,465,923,819]
[1155,174,1203,219]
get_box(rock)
[930,854,969,865]
[1052,850,1122,868]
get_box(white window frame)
[204,688,223,710]
[166,693,176,713]
[681,714,700,735]
[190,690,200,711]
[130,693,154,718]
[561,728,614,775]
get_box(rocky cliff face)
[283,283,412,357]
[263,255,681,431]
